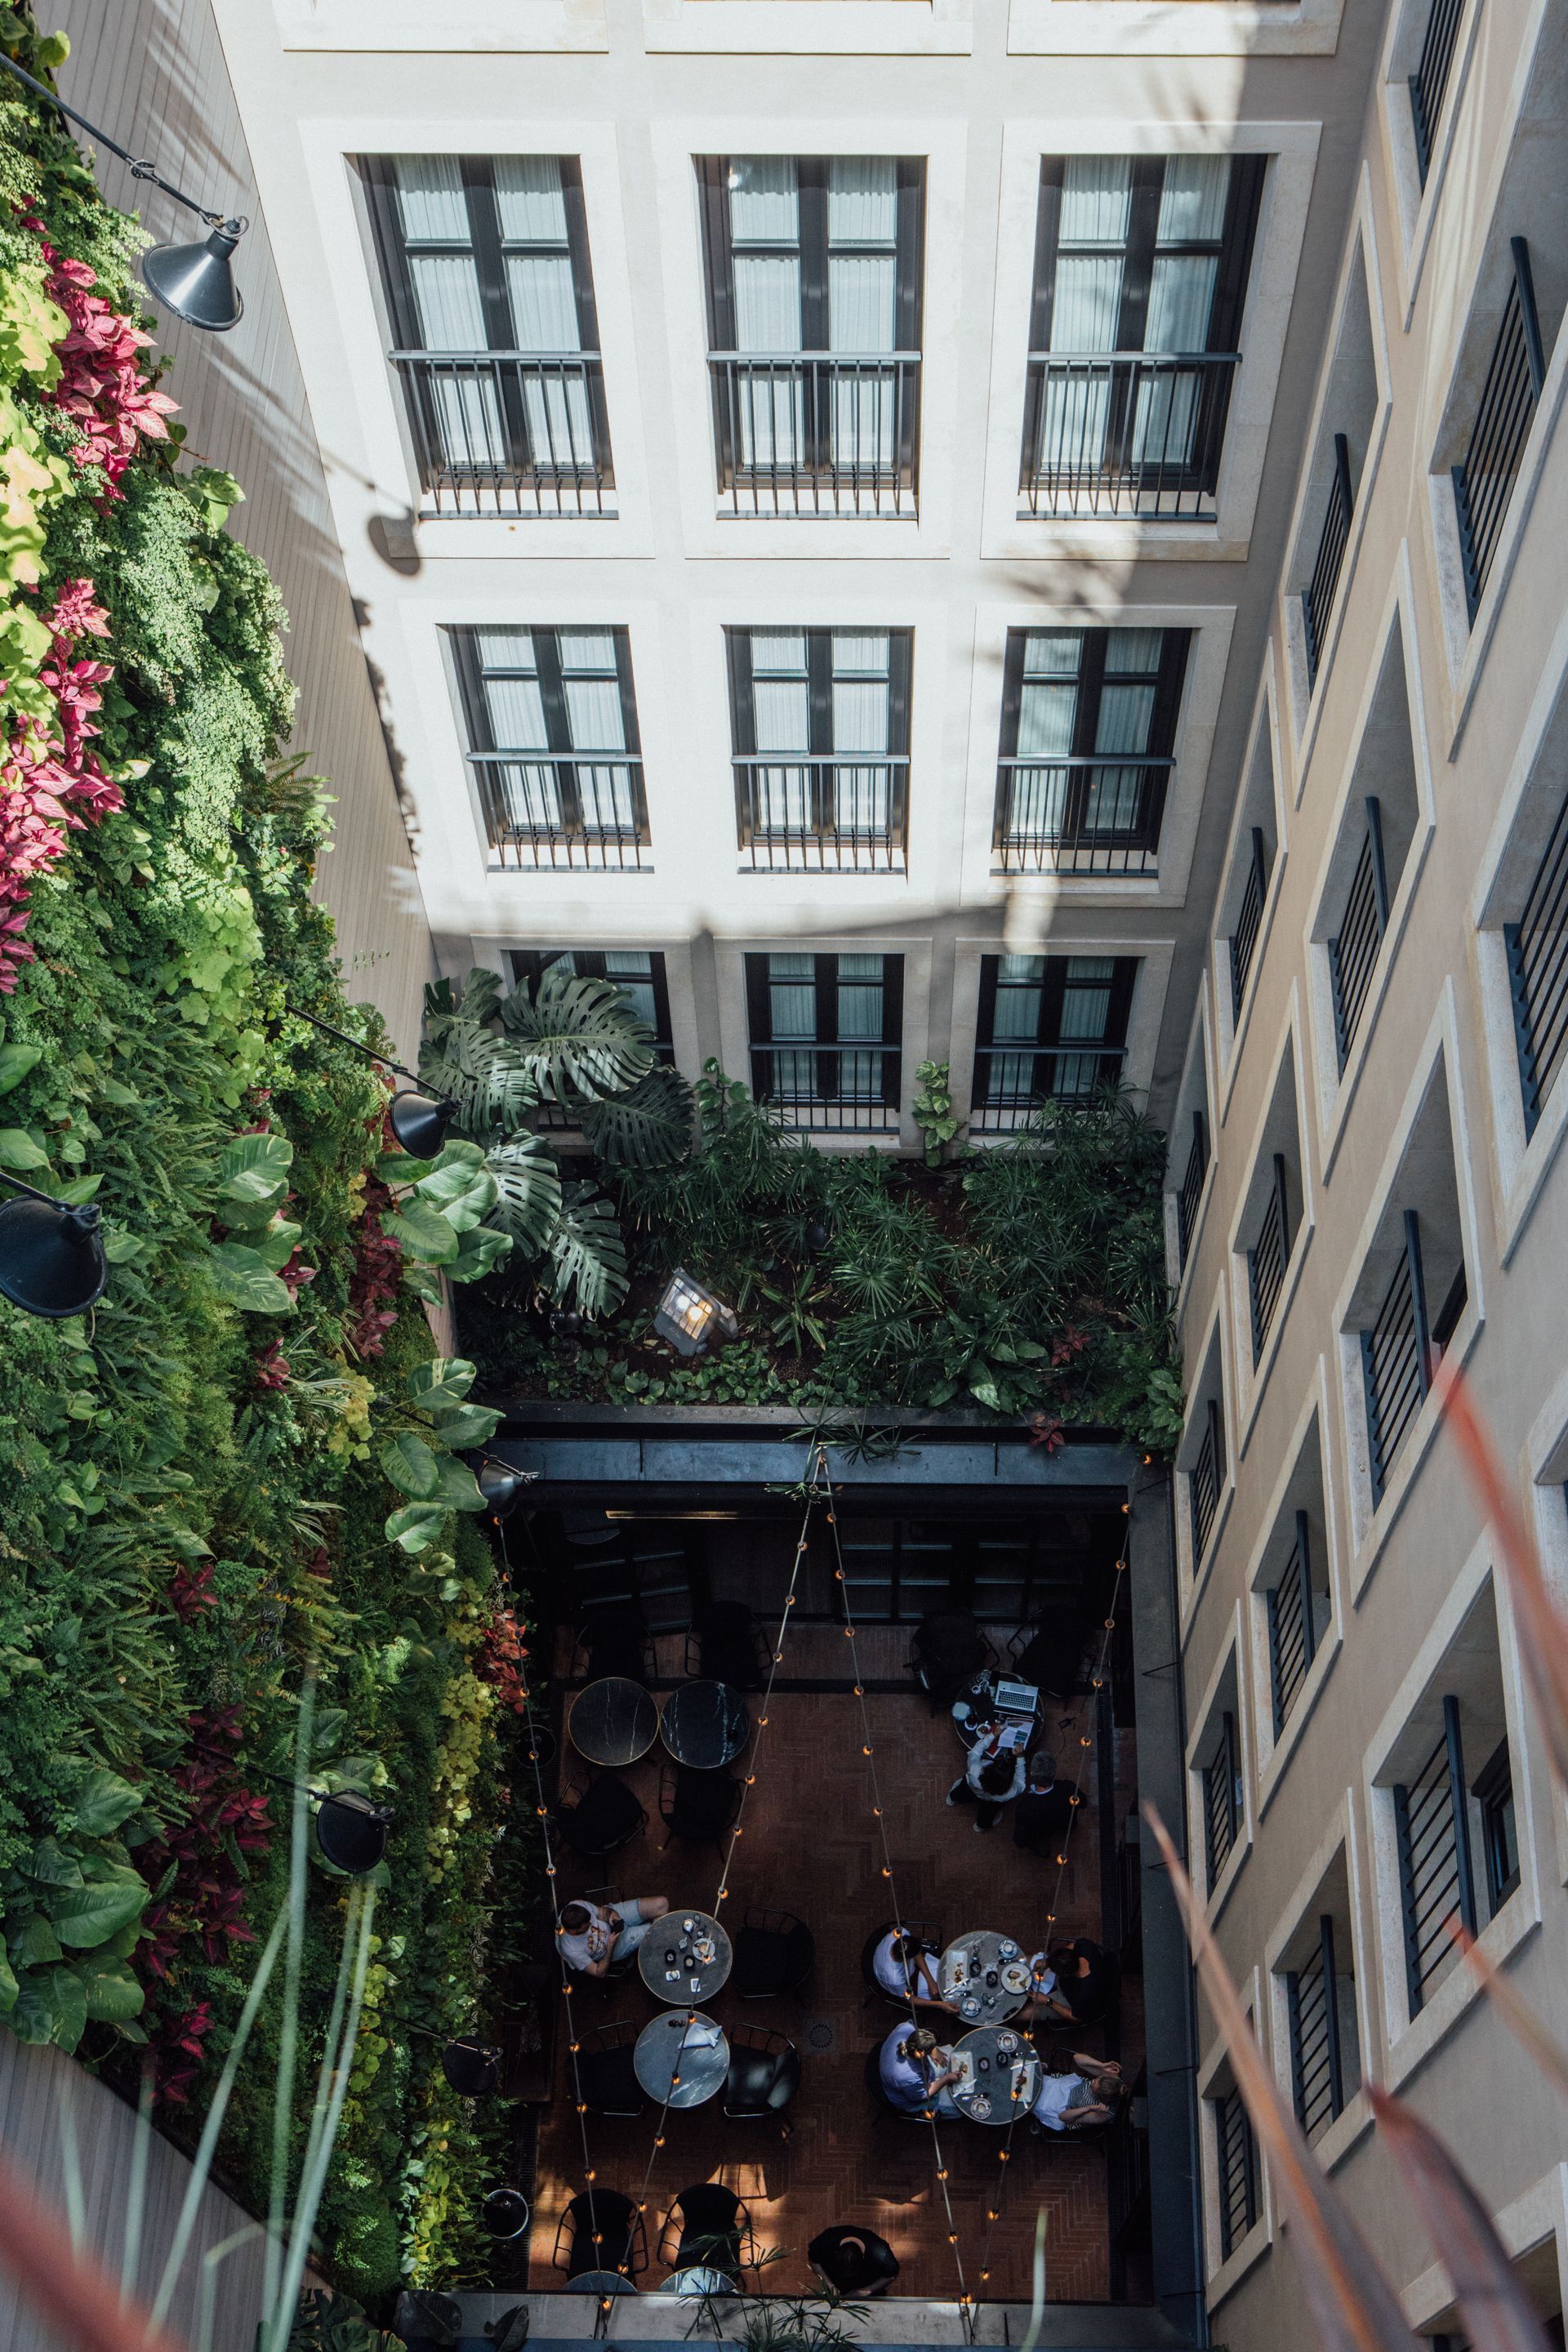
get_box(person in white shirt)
[558,1894,669,1976]
[946,1722,1027,1831]
[871,1927,954,2008]
[1030,2055,1126,2132]
[879,2024,961,2114]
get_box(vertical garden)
[0,7,524,2300]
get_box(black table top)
[569,1677,659,1767]
[661,1679,751,1769]
[639,1908,733,2003]
[951,2024,1041,2125]
[634,2010,728,2108]
[940,1930,1032,2023]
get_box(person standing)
[1012,1751,1074,1854]
[808,2224,900,2298]
[947,1720,1027,1830]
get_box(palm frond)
[580,1061,695,1169]
[545,1181,629,1317]
[497,966,656,1105]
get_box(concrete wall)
[1168,0,1568,2338]
[52,0,436,1057]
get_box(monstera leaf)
[419,1022,539,1138]
[580,1060,694,1169]
[544,1183,628,1318]
[484,1134,564,1254]
[497,964,656,1106]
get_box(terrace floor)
[528,1623,1143,2306]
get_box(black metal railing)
[1393,1694,1477,2018]
[1176,1110,1209,1273]
[1505,787,1568,1137]
[1230,827,1268,1024]
[969,1048,1127,1133]
[470,752,649,871]
[1361,1211,1431,1507]
[750,1046,900,1134]
[1453,241,1546,623]
[1329,798,1390,1071]
[1410,0,1467,185]
[1020,351,1240,521]
[1285,1915,1346,2142]
[1214,2086,1258,2259]
[733,758,908,872]
[1267,1511,1319,1740]
[1190,1395,1223,1567]
[992,755,1171,875]
[1201,1708,1241,1894]
[1246,1153,1293,1364]
[390,350,613,517]
[1302,434,1355,688]
[709,354,920,519]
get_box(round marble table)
[569,1677,659,1767]
[665,2267,737,2298]
[661,1679,750,1768]
[939,1929,1032,2024]
[565,2271,641,2297]
[638,1906,733,2004]
[951,2024,1041,2126]
[633,2009,729,2109]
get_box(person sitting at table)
[879,2023,961,2114]
[1012,1752,1074,1855]
[558,1894,670,1977]
[1029,2053,1127,2133]
[871,1927,953,2008]
[808,2224,900,2299]
[1031,1935,1112,2025]
[947,1721,1027,1832]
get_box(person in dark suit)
[1012,1751,1074,1855]
[809,2224,900,2298]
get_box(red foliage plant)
[0,581,122,991]
[346,1172,402,1358]
[475,1606,532,1715]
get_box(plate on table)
[969,2092,992,2118]
[999,1938,1019,1959]
[1002,1962,1030,1993]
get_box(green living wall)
[0,10,526,2300]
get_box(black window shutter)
[1075,630,1108,755]
[888,630,914,758]
[999,631,1027,761]
[1152,630,1192,754]
[976,955,1001,1052]
[560,159,603,354]
[807,630,834,757]
[611,628,642,756]
[461,159,513,353]
[1117,158,1165,353]
[896,161,926,350]
[813,954,838,1046]
[880,955,905,1107]
[1105,958,1138,1049]
[1038,960,1069,1049]
[1210,155,1266,353]
[361,158,423,351]
[798,159,828,352]
[744,952,773,1044]
[726,631,756,756]
[696,157,735,350]
[1030,161,1065,350]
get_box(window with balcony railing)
[745,951,902,1132]
[1454,239,1547,623]
[1360,1209,1466,1506]
[1200,1706,1241,1893]
[1301,433,1355,689]
[1265,1511,1324,1740]
[1020,153,1263,521]
[1211,2084,1257,2260]
[1188,1391,1225,1570]
[697,155,924,519]
[1328,797,1390,1071]
[970,955,1136,1133]
[364,155,612,517]
[1409,0,1467,187]
[992,626,1188,875]
[1228,826,1269,1023]
[1285,1915,1351,2142]
[450,625,648,870]
[1504,786,1568,1138]
[726,628,910,871]
[1392,1695,1477,2018]
[1176,1109,1209,1274]
[1245,1152,1293,1364]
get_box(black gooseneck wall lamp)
[0,1166,109,1320]
[0,48,247,332]
[284,1005,456,1161]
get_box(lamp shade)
[479,1459,529,1521]
[481,2188,532,2241]
[0,1196,109,1320]
[315,1790,389,1876]
[442,2037,502,2097]
[388,1089,453,1160]
[140,224,244,332]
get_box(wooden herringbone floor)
[528,1653,1140,2304]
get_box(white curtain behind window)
[395,159,501,468]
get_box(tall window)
[697,155,924,516]
[744,951,903,1132]
[364,155,612,515]
[450,626,648,871]
[727,628,911,871]
[510,951,674,1058]
[1211,2084,1258,2259]
[1453,238,1548,622]
[971,955,1136,1132]
[994,626,1187,875]
[1504,786,1568,1136]
[1021,153,1263,519]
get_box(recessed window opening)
[1258,1439,1333,1748]
[745,951,903,1133]
[1289,243,1378,695]
[1276,1848,1361,2144]
[1313,621,1420,1075]
[970,953,1138,1133]
[697,155,925,518]
[991,625,1189,876]
[1019,152,1265,521]
[363,154,612,517]
[726,627,911,871]
[450,625,648,871]
[1209,2073,1258,2259]
[1237,1045,1303,1369]
[1217,711,1279,1040]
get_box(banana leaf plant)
[0,1768,150,2051]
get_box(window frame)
[743,950,905,1125]
[696,154,926,359]
[970,952,1138,1126]
[448,623,649,858]
[992,625,1189,875]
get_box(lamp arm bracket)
[0,49,244,232]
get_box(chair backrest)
[668,1764,740,1836]
[675,2184,743,2243]
[727,2034,797,2114]
[565,2189,635,2277]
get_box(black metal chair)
[859,1918,942,2008]
[724,2025,800,2126]
[733,1906,815,1998]
[553,2187,647,2281]
[1009,1606,1089,1699]
[908,1608,994,1713]
[657,2184,754,2276]
[684,1601,765,1693]
[577,1606,655,1686]
[576,2020,645,2118]
[555,1773,647,1860]
[659,1761,742,1851]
